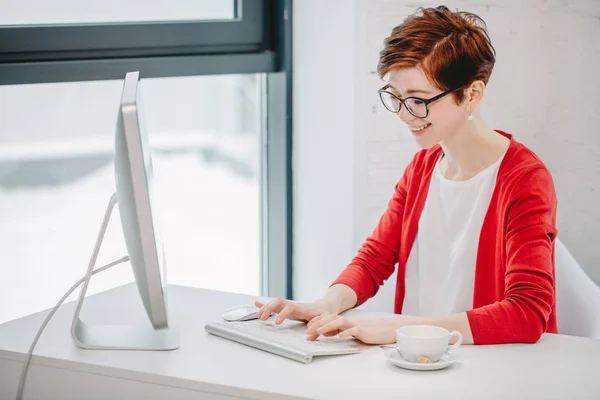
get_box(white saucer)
[387,351,456,371]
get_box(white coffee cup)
[396,325,463,363]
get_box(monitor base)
[72,320,179,351]
[70,192,179,351]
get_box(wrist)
[320,284,358,315]
[316,297,342,315]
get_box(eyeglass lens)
[379,92,427,117]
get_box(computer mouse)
[222,305,261,322]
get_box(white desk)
[1,283,599,400]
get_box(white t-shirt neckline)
[435,152,506,186]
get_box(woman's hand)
[254,298,335,325]
[305,315,397,344]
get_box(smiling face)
[387,67,471,149]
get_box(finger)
[316,318,353,336]
[308,312,327,322]
[275,303,296,324]
[306,313,326,329]
[307,328,339,342]
[254,300,268,319]
[307,315,339,335]
[263,299,284,319]
[306,314,338,334]
[255,300,267,318]
[258,298,283,320]
[338,326,360,339]
[306,333,320,341]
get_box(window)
[2,0,236,24]
[0,0,292,324]
[0,0,271,84]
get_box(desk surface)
[1,283,600,400]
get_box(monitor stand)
[70,192,179,351]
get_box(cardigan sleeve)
[329,156,417,307]
[466,167,558,344]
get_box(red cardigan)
[331,131,558,344]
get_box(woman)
[256,5,558,346]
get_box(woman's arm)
[466,168,557,344]
[259,156,421,327]
[329,154,419,308]
[305,312,474,345]
[320,284,359,315]
[395,313,474,344]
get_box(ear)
[464,80,486,110]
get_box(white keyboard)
[205,319,361,364]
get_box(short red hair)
[377,6,496,103]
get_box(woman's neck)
[439,118,510,181]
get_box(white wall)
[292,0,361,302]
[293,0,600,303]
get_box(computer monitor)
[115,71,168,330]
[70,71,178,351]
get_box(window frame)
[0,0,277,84]
[0,0,293,300]
[0,1,262,56]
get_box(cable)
[15,255,129,400]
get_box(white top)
[403,152,505,317]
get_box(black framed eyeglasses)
[377,84,464,118]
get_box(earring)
[468,113,473,121]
